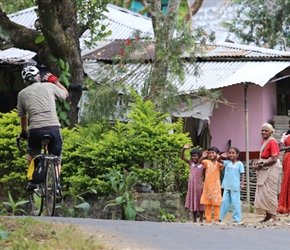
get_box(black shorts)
[27,126,63,160]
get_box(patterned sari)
[277,135,290,214]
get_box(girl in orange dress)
[199,147,224,223]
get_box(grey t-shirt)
[17,82,67,129]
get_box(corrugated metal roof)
[83,61,290,92]
[178,61,290,91]
[7,7,37,29]
[0,48,36,64]
[83,40,290,61]
[208,42,290,57]
[82,40,156,61]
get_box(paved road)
[35,217,290,250]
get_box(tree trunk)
[37,0,84,127]
[0,1,85,127]
[184,0,204,22]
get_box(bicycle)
[16,134,61,216]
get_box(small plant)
[0,229,10,241]
[2,192,28,215]
[0,203,7,215]
[31,193,42,215]
[56,189,96,218]
[104,168,145,220]
[179,217,186,223]
[250,205,255,213]
[159,208,176,222]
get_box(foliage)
[195,87,228,109]
[222,0,290,49]
[2,192,28,215]
[103,168,144,220]
[159,207,176,222]
[0,0,34,14]
[0,228,10,241]
[62,93,192,195]
[56,189,96,218]
[0,203,7,215]
[0,97,192,201]
[0,110,26,197]
[30,193,42,215]
[51,56,71,127]
[74,0,111,47]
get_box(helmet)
[21,66,40,82]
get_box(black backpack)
[27,155,46,184]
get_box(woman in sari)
[253,123,282,222]
[277,120,290,215]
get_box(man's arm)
[44,73,69,98]
[20,116,28,132]
[19,116,28,140]
[54,80,69,98]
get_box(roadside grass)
[0,217,107,249]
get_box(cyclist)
[17,65,69,202]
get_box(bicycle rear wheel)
[44,160,57,216]
[28,184,44,216]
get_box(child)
[180,144,205,223]
[199,146,224,223]
[219,147,245,223]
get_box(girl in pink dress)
[181,144,205,223]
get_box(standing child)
[199,146,224,223]
[219,147,245,223]
[180,144,205,223]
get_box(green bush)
[0,96,193,200]
[61,94,192,196]
[0,110,26,198]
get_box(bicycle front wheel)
[29,184,44,216]
[44,160,57,216]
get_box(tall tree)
[222,0,290,49]
[0,0,109,126]
[80,0,219,124]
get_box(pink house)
[82,40,290,162]
[210,83,277,159]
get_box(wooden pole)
[244,83,250,210]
